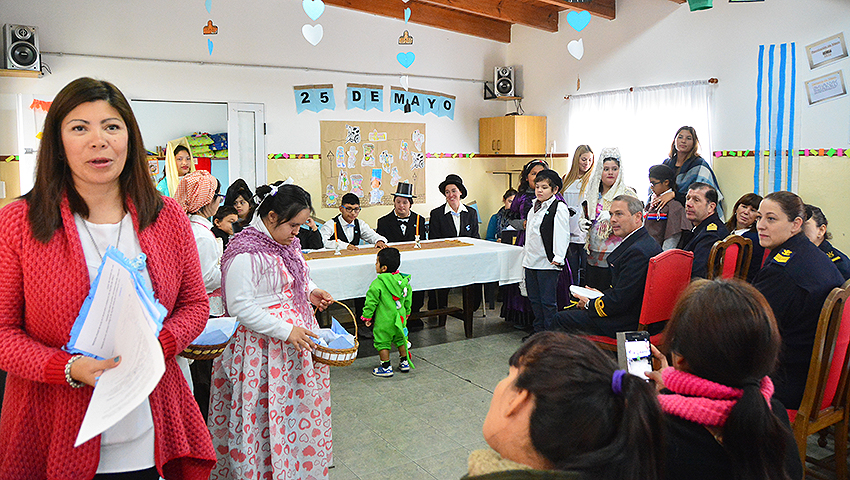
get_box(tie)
[450,210,461,217]
[534,201,543,213]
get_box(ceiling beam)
[414,0,560,33]
[534,0,615,20]
[325,0,513,43]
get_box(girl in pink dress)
[209,182,335,480]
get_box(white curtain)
[565,80,715,199]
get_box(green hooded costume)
[362,271,413,364]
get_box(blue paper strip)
[787,43,796,191]
[767,44,775,193]
[346,87,365,110]
[774,43,786,193]
[754,45,764,194]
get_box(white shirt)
[318,216,387,249]
[225,216,319,341]
[74,214,156,474]
[189,215,223,294]
[522,197,570,270]
[444,202,468,236]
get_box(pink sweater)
[0,196,215,479]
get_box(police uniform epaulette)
[594,297,607,317]
[706,223,717,232]
[772,248,794,265]
[826,250,841,263]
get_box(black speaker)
[3,24,40,71]
[494,66,514,97]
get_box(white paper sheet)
[570,285,604,299]
[74,284,166,447]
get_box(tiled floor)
[328,306,523,480]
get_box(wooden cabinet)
[479,115,546,155]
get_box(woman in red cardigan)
[0,78,215,479]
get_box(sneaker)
[372,365,393,377]
[399,358,410,372]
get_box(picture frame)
[805,70,847,105]
[806,33,848,70]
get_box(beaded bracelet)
[65,355,85,388]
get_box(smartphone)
[616,331,652,380]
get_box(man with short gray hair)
[552,195,662,337]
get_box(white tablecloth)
[306,238,524,301]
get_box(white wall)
[508,0,850,157]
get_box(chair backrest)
[797,284,850,422]
[707,234,753,280]
[638,249,694,329]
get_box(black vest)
[332,215,361,245]
[538,200,564,263]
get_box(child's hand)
[365,320,372,327]
[286,326,319,351]
[310,288,334,311]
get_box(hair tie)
[257,184,280,205]
[741,378,762,389]
[611,369,627,396]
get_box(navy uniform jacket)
[376,211,426,243]
[679,211,729,278]
[428,204,479,240]
[819,240,850,281]
[741,228,766,283]
[754,232,844,409]
[588,227,662,333]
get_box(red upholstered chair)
[587,249,694,351]
[707,234,753,280]
[787,281,850,480]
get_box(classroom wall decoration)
[204,0,215,54]
[302,0,325,46]
[346,84,384,111]
[320,121,426,208]
[389,87,455,119]
[294,84,336,113]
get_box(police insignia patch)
[706,223,717,232]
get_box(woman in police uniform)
[753,191,844,410]
[803,204,850,281]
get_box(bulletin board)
[320,121,426,208]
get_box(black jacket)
[376,211,426,243]
[679,211,729,278]
[428,204,479,240]
[819,240,850,281]
[588,227,662,332]
[754,232,844,409]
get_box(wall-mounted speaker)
[3,24,40,71]
[494,66,515,98]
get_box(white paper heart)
[400,75,409,91]
[302,24,323,46]
[402,0,410,3]
[568,38,584,60]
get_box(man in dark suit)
[376,182,426,243]
[678,182,729,278]
[552,195,661,337]
[376,182,426,323]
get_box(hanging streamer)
[755,42,798,194]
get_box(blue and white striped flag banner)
[754,42,801,194]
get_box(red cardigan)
[0,196,215,479]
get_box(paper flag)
[303,0,325,21]
[404,7,411,23]
[302,24,323,46]
[397,52,415,68]
[568,39,584,60]
[208,39,213,55]
[567,10,591,32]
[827,148,837,157]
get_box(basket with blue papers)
[312,301,359,367]
[181,316,240,361]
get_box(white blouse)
[224,216,318,342]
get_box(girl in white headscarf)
[581,147,637,290]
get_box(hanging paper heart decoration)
[302,24,324,46]
[302,0,325,21]
[205,0,212,13]
[404,7,411,23]
[402,0,410,3]
[397,52,415,68]
[567,39,584,60]
[208,39,214,55]
[567,10,591,32]
[400,75,409,91]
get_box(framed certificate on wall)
[805,70,847,105]
[806,33,848,70]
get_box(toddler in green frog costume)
[361,247,413,377]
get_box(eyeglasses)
[214,193,225,204]
[342,206,361,213]
[649,180,663,186]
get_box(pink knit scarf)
[658,368,774,428]
[220,226,314,322]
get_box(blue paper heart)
[302,0,325,21]
[404,7,411,23]
[205,0,211,13]
[397,52,415,68]
[567,10,591,32]
[208,39,213,55]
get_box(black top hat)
[392,182,416,199]
[438,174,467,199]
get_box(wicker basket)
[180,339,231,361]
[312,301,359,367]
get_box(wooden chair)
[707,234,753,280]
[789,282,850,480]
[586,249,694,351]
